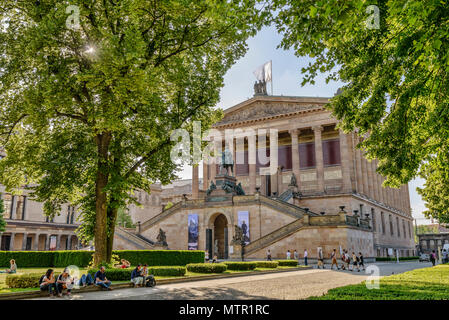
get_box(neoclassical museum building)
[0,88,416,260]
[133,90,416,260]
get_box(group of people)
[267,248,365,271]
[204,250,218,263]
[39,266,113,297]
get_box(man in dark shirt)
[94,266,113,290]
[131,264,144,287]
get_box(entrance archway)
[213,214,228,259]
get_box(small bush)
[277,260,298,266]
[186,263,227,274]
[224,261,257,271]
[376,256,419,262]
[254,261,279,268]
[6,273,47,289]
[87,266,186,281]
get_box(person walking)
[317,248,324,269]
[266,249,272,261]
[286,250,291,260]
[430,250,437,266]
[358,252,365,271]
[294,250,299,261]
[304,249,308,266]
[340,249,346,270]
[351,252,360,272]
[330,249,339,270]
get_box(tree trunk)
[94,133,111,266]
[106,205,118,263]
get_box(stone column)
[361,153,369,198]
[56,234,62,250]
[22,233,28,250]
[192,164,199,199]
[10,196,17,219]
[9,233,15,251]
[249,133,257,194]
[354,134,364,195]
[67,235,72,250]
[367,157,375,200]
[373,160,381,202]
[290,129,300,188]
[34,234,40,251]
[202,159,208,191]
[339,130,352,193]
[382,177,388,206]
[270,131,278,196]
[313,125,325,193]
[46,235,51,250]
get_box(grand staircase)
[115,226,155,249]
[243,217,306,256]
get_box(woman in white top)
[0,259,17,274]
[286,250,291,259]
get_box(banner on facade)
[188,214,199,250]
[237,211,250,245]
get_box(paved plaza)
[31,261,432,300]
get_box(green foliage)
[5,273,43,289]
[0,250,202,268]
[272,0,449,221]
[186,263,227,274]
[88,266,186,281]
[254,261,279,268]
[277,260,298,267]
[0,0,268,263]
[164,202,174,210]
[116,208,135,229]
[375,256,419,262]
[0,198,6,233]
[113,250,204,266]
[223,261,257,271]
[310,265,449,300]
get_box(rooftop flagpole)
[271,60,273,96]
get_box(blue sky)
[179,25,431,225]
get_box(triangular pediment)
[214,95,330,127]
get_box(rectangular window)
[396,217,400,237]
[371,208,376,231]
[403,220,407,238]
[235,150,249,175]
[299,143,316,169]
[389,215,394,236]
[322,139,341,166]
[381,212,385,234]
[278,145,292,171]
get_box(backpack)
[145,275,156,287]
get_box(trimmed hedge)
[375,256,419,262]
[87,266,186,281]
[224,261,257,271]
[0,250,204,268]
[6,273,43,289]
[186,263,227,274]
[112,250,204,266]
[277,260,298,266]
[254,261,279,268]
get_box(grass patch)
[309,264,449,300]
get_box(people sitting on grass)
[94,266,113,290]
[212,255,218,263]
[56,268,74,296]
[131,264,144,287]
[115,259,131,269]
[141,264,149,282]
[39,269,58,296]
[0,259,17,274]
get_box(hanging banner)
[238,211,250,244]
[188,214,199,250]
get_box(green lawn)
[0,265,305,293]
[309,264,449,300]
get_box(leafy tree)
[0,197,6,233]
[272,1,449,221]
[116,207,135,229]
[0,1,267,264]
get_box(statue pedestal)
[229,244,242,260]
[206,173,238,202]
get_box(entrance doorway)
[213,214,228,259]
